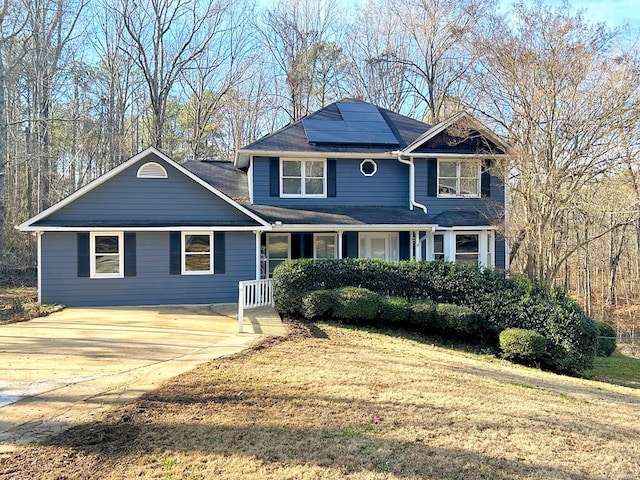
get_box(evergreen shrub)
[499,328,548,363]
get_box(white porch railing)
[238,279,274,333]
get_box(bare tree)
[258,0,341,121]
[343,0,414,114]
[116,0,230,150]
[475,1,640,285]
[0,0,27,260]
[389,0,496,123]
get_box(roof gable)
[18,147,270,231]
[402,112,510,156]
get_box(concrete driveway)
[0,304,284,449]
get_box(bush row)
[272,258,599,373]
[303,287,479,338]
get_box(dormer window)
[437,160,480,197]
[280,158,326,198]
[137,162,168,178]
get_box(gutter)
[394,151,428,214]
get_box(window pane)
[434,234,444,254]
[282,178,301,194]
[95,254,119,274]
[371,238,386,259]
[455,254,478,265]
[439,162,457,177]
[95,236,119,254]
[269,259,285,276]
[315,235,336,259]
[456,234,479,253]
[439,179,457,195]
[460,162,478,177]
[282,160,301,176]
[306,161,324,177]
[268,235,289,258]
[185,235,210,253]
[305,178,324,195]
[460,178,479,195]
[185,254,211,272]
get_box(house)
[17,99,509,307]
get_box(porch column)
[254,231,261,280]
[337,231,343,259]
[414,230,421,260]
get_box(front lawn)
[1,321,639,479]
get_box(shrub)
[378,296,411,326]
[499,328,548,363]
[333,287,380,322]
[409,298,436,331]
[302,289,336,320]
[435,303,481,337]
[272,258,598,373]
[596,321,617,357]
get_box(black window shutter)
[291,233,302,259]
[427,158,437,197]
[303,233,313,258]
[327,159,337,197]
[124,232,136,277]
[269,157,280,197]
[399,232,411,260]
[481,160,492,198]
[214,232,225,274]
[77,232,90,277]
[342,232,358,258]
[169,232,181,275]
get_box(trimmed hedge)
[499,328,548,362]
[435,303,481,337]
[596,321,617,357]
[302,289,336,320]
[409,298,436,330]
[273,258,599,373]
[333,286,380,322]
[379,296,411,326]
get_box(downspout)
[395,151,428,214]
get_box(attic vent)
[137,162,168,179]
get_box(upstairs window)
[280,159,326,197]
[438,160,480,197]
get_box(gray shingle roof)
[430,210,497,227]
[246,205,435,226]
[182,160,249,201]
[236,99,431,167]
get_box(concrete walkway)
[0,304,285,450]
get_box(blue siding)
[40,231,256,306]
[252,156,408,207]
[495,235,506,269]
[414,158,505,218]
[43,154,256,225]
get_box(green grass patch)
[585,351,640,389]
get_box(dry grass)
[0,286,63,325]
[1,321,639,480]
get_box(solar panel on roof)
[302,103,399,145]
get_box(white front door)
[359,233,399,261]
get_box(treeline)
[1,0,640,335]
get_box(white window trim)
[266,233,291,277]
[430,230,494,267]
[182,231,214,275]
[280,158,327,198]
[313,233,338,259]
[437,159,481,198]
[360,158,377,176]
[90,232,124,279]
[136,161,168,178]
[359,232,399,261]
